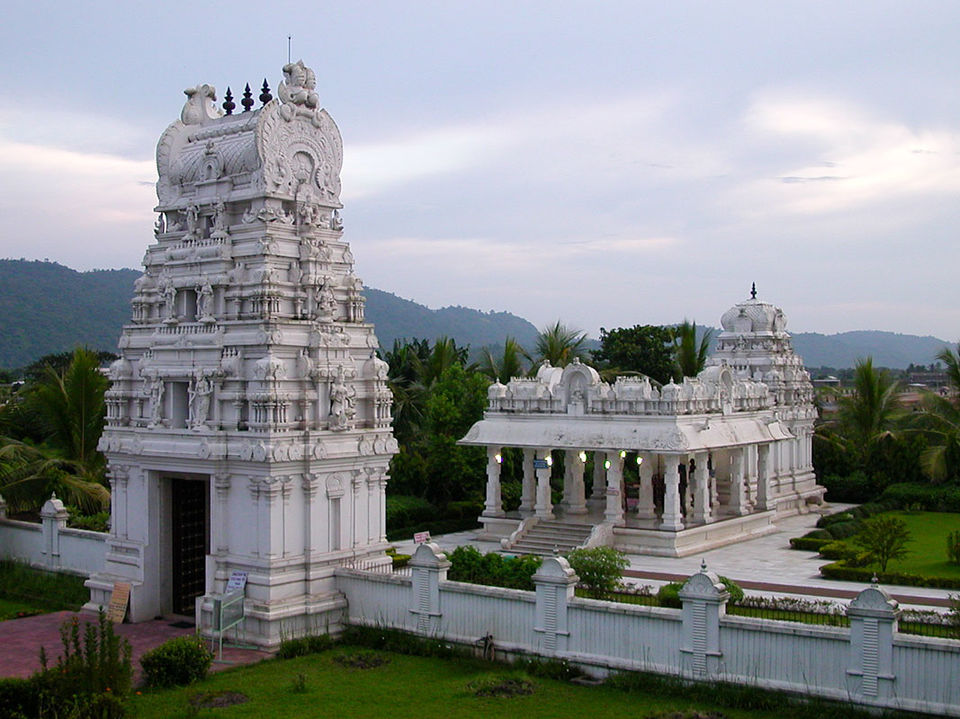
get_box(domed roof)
[719,284,788,334]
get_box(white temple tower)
[85,62,397,645]
[707,284,823,512]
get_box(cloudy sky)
[2,1,958,339]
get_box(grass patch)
[0,598,44,621]
[827,511,960,579]
[127,644,928,719]
[0,560,88,612]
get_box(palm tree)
[911,344,960,482]
[479,337,528,384]
[533,321,587,369]
[820,357,902,468]
[0,439,109,514]
[673,320,713,379]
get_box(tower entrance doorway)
[170,477,209,615]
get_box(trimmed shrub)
[880,483,960,513]
[385,495,439,531]
[140,635,213,688]
[789,536,834,552]
[804,529,832,540]
[566,547,629,599]
[825,521,859,540]
[447,546,542,590]
[816,512,854,529]
[820,561,960,589]
[655,582,683,608]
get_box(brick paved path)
[0,610,271,680]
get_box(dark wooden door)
[171,478,208,615]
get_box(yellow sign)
[106,582,131,623]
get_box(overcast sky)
[2,1,958,339]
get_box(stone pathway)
[0,610,271,680]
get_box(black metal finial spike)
[241,83,254,112]
[260,79,273,104]
[222,87,235,115]
[750,282,757,300]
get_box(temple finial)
[241,83,254,112]
[260,79,273,104]
[222,87,235,115]
[750,282,757,300]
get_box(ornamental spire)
[750,282,757,300]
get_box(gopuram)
[85,61,397,646]
[460,286,824,557]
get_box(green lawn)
[0,598,43,621]
[126,646,917,719]
[839,511,960,578]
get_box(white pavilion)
[460,288,824,557]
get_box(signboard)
[413,531,431,544]
[533,459,549,470]
[106,582,130,623]
[226,571,248,593]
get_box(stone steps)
[507,520,594,556]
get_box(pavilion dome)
[719,286,788,334]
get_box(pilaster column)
[483,446,505,517]
[247,478,261,557]
[709,454,718,510]
[213,473,231,553]
[534,449,554,520]
[352,470,365,549]
[660,455,684,531]
[520,448,536,514]
[729,448,747,516]
[691,451,711,523]
[604,451,624,525]
[377,475,388,543]
[565,450,588,515]
[636,452,657,520]
[302,473,320,555]
[756,444,772,511]
[108,465,129,539]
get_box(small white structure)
[460,287,824,556]
[85,61,397,646]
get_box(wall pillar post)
[533,556,578,654]
[565,450,588,515]
[636,452,657,520]
[660,455,683,530]
[691,451,711,523]
[756,443,772,511]
[679,562,729,677]
[846,584,899,700]
[40,494,69,570]
[409,542,450,635]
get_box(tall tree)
[0,439,109,514]
[533,322,587,368]
[673,320,713,380]
[592,325,674,384]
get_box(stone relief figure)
[314,277,337,321]
[196,280,215,323]
[329,365,356,431]
[180,84,221,125]
[211,200,229,239]
[330,209,343,231]
[147,376,165,428]
[188,372,214,430]
[278,60,319,110]
[184,204,201,240]
[154,213,166,237]
[162,283,178,323]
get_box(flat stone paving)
[0,610,271,680]
[395,507,958,610]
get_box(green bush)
[655,582,683,608]
[276,634,334,659]
[816,512,854,528]
[719,576,744,604]
[447,546,541,590]
[803,529,832,540]
[820,561,960,589]
[789,537,834,551]
[566,547,629,599]
[444,500,484,520]
[819,472,876,504]
[881,483,960,512]
[385,495,439,531]
[140,635,213,688]
[50,611,132,698]
[947,531,960,566]
[66,506,110,532]
[825,521,859,540]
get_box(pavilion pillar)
[483,446,504,518]
[745,444,757,510]
[636,452,657,520]
[534,449,554,520]
[565,450,588,515]
[729,448,747,516]
[691,451,711,523]
[591,452,606,501]
[520,448,536,514]
[683,460,693,517]
[604,451,624,525]
[660,455,684,531]
[709,453,718,510]
[756,443,772,511]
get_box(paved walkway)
[394,508,958,610]
[0,611,271,680]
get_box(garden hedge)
[820,561,960,589]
